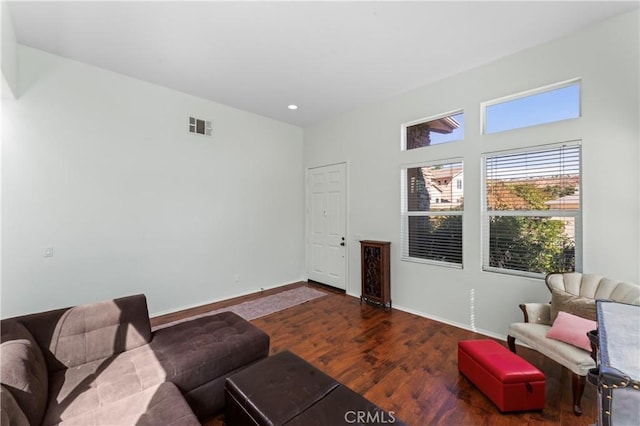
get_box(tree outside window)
[483,143,581,276]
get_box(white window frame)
[401,158,464,268]
[481,141,582,278]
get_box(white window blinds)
[401,161,463,267]
[482,142,581,276]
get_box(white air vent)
[188,117,212,136]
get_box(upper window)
[483,80,580,134]
[482,142,581,277]
[401,160,463,266]
[402,111,464,150]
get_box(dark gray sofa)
[0,294,270,425]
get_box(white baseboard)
[345,290,508,343]
[151,280,300,318]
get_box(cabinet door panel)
[360,241,391,309]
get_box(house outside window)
[482,142,581,277]
[401,161,463,266]
[402,111,464,150]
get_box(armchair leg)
[571,373,585,416]
[507,335,516,353]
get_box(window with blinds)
[482,142,581,277]
[401,160,463,267]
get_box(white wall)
[304,10,639,338]
[1,1,18,98]
[1,46,305,318]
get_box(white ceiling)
[7,1,639,127]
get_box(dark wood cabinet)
[360,240,391,309]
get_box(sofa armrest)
[519,303,551,325]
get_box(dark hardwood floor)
[152,282,596,426]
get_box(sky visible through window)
[485,83,580,134]
[429,113,464,144]
[406,81,579,148]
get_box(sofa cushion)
[149,311,270,391]
[0,320,49,426]
[550,288,596,322]
[49,383,200,426]
[180,361,262,419]
[508,322,595,376]
[43,344,167,424]
[15,294,152,372]
[1,385,30,426]
[43,311,269,423]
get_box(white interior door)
[307,163,347,290]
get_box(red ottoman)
[458,339,545,412]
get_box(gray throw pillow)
[550,288,597,322]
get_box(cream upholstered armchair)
[507,272,640,416]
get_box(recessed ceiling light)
[288,104,298,110]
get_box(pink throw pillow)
[546,311,597,352]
